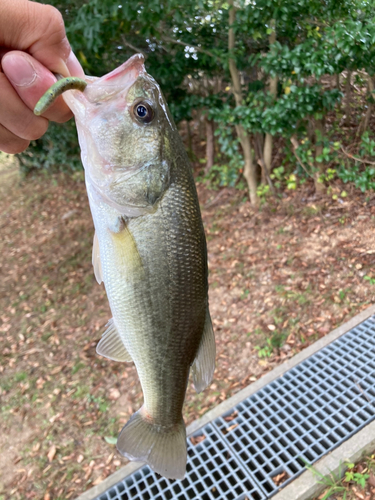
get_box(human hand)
[0,0,84,154]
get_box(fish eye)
[132,100,154,124]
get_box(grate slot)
[94,316,375,500]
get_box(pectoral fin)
[96,318,133,363]
[92,232,103,285]
[110,224,145,281]
[191,308,215,393]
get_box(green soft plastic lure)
[33,76,87,116]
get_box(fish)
[36,54,215,480]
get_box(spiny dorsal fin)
[96,319,133,363]
[191,307,215,393]
[92,232,103,285]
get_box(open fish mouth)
[34,54,146,116]
[83,54,146,104]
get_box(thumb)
[2,51,73,122]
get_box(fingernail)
[66,51,85,78]
[2,53,37,87]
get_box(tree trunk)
[236,125,257,201]
[314,118,325,193]
[254,133,264,183]
[197,111,205,141]
[345,71,352,124]
[335,73,341,111]
[205,119,215,175]
[357,74,374,137]
[228,0,257,205]
[263,20,277,182]
[263,134,273,181]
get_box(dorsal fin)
[191,308,215,393]
[92,232,103,284]
[96,319,133,363]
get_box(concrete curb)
[75,304,375,500]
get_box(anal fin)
[96,318,133,363]
[191,307,215,393]
[92,232,103,284]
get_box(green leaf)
[104,436,118,445]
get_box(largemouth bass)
[38,55,215,479]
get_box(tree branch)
[160,35,220,61]
[290,136,315,178]
[340,145,375,166]
[228,1,243,107]
[120,36,147,58]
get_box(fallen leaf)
[84,467,93,480]
[108,388,121,400]
[50,366,63,375]
[47,445,56,463]
[223,410,238,422]
[190,435,206,446]
[49,412,63,423]
[224,423,238,434]
[272,471,288,486]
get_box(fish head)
[63,54,175,215]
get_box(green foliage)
[14,372,27,383]
[338,164,375,192]
[16,121,81,176]
[364,275,375,285]
[344,469,369,487]
[304,461,347,500]
[205,163,241,188]
[255,331,286,358]
[203,121,244,187]
[104,436,117,445]
[255,339,273,358]
[359,131,375,157]
[304,459,372,498]
[88,394,109,413]
[14,0,375,193]
[337,132,375,192]
[256,184,270,202]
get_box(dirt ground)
[1,153,375,500]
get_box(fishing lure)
[34,76,87,116]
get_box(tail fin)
[117,407,187,480]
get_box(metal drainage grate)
[95,316,375,500]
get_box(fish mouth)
[84,54,146,103]
[62,54,146,115]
